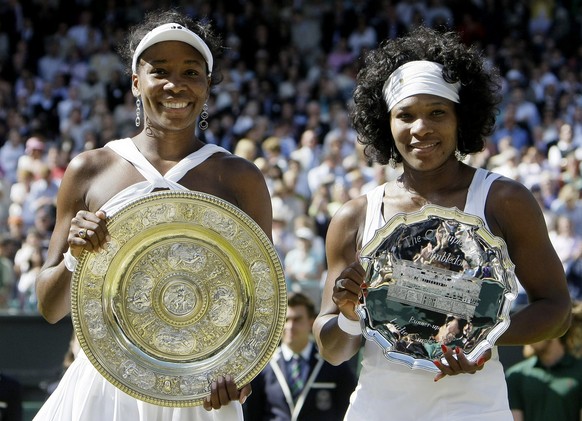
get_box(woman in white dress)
[34,8,272,421]
[313,26,572,421]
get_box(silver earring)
[198,103,209,131]
[135,98,141,127]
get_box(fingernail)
[433,360,442,369]
[240,395,247,404]
[454,347,461,355]
[477,357,486,366]
[441,344,448,353]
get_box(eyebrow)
[394,99,452,110]
[145,57,205,67]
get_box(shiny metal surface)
[358,205,518,372]
[71,191,286,406]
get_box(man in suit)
[0,372,23,421]
[244,292,357,421]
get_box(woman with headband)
[33,8,270,421]
[313,26,571,420]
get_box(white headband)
[382,61,460,111]
[131,23,213,75]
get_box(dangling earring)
[135,98,141,127]
[198,103,209,130]
[455,149,467,161]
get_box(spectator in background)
[284,226,325,310]
[0,372,23,421]
[0,235,16,309]
[14,228,43,311]
[549,215,582,277]
[506,300,582,421]
[9,168,34,235]
[22,164,59,228]
[547,122,577,171]
[491,104,532,154]
[326,37,355,74]
[551,183,582,238]
[0,129,25,186]
[243,292,356,421]
[77,69,106,106]
[347,14,377,58]
[509,87,541,134]
[17,137,46,178]
[112,91,139,140]
[307,150,346,198]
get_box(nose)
[163,75,187,93]
[410,118,433,137]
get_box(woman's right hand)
[332,260,366,321]
[68,210,109,257]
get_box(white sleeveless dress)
[343,168,513,421]
[34,138,244,421]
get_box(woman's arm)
[489,179,572,345]
[35,152,109,323]
[313,197,367,365]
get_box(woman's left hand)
[203,375,252,411]
[433,346,490,382]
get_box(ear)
[204,77,212,101]
[131,73,140,98]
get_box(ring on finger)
[78,229,87,239]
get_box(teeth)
[415,143,436,149]
[163,102,188,109]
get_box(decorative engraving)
[375,258,482,319]
[162,282,197,316]
[119,360,156,390]
[71,191,287,406]
[358,205,518,372]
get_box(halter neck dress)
[33,138,243,421]
[343,168,513,421]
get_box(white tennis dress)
[34,138,244,421]
[343,168,513,421]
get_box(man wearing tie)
[244,292,357,421]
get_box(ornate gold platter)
[71,191,287,406]
[357,205,518,372]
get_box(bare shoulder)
[327,195,368,249]
[65,147,120,178]
[332,195,368,224]
[488,175,537,211]
[212,152,264,177]
[486,175,543,237]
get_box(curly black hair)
[351,26,502,165]
[117,8,223,86]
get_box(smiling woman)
[33,7,274,421]
[312,26,572,421]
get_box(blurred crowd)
[0,0,581,312]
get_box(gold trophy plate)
[71,191,287,406]
[357,205,518,372]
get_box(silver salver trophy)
[356,205,518,372]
